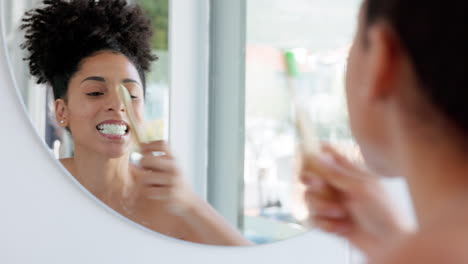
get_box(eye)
[86,92,104,96]
[130,95,138,99]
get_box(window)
[136,0,170,142]
[243,0,361,243]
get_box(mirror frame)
[0,0,351,263]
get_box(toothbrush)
[284,50,337,200]
[118,84,145,149]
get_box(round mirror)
[4,0,364,247]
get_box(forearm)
[180,196,254,246]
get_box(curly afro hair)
[20,0,158,100]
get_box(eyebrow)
[122,78,140,85]
[80,76,140,85]
[81,76,105,83]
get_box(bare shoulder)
[58,158,74,171]
[375,221,468,264]
[59,157,71,164]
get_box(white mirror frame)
[0,0,351,263]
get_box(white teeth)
[97,124,128,136]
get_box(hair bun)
[21,0,157,98]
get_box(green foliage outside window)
[137,0,169,50]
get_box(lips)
[96,120,129,139]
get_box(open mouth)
[96,121,130,137]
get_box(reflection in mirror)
[4,0,368,248]
[244,0,361,243]
[6,0,251,246]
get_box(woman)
[302,0,468,262]
[21,0,251,246]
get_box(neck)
[392,120,468,229]
[69,146,134,202]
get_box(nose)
[106,89,125,112]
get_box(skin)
[301,145,413,259]
[55,51,252,246]
[302,2,468,262]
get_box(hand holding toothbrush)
[300,144,414,259]
[118,84,199,215]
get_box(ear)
[55,99,69,127]
[365,22,400,101]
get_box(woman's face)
[56,51,145,158]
